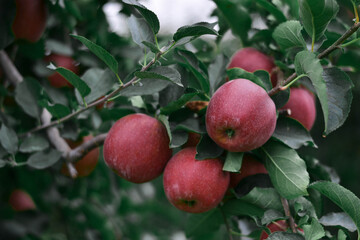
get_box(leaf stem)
[311,29,315,52]
[280,197,297,233]
[280,74,307,91]
[341,38,360,47]
[353,2,359,24]
[115,73,123,86]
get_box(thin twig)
[66,133,107,162]
[268,22,360,96]
[0,50,23,85]
[281,197,296,233]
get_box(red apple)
[61,135,100,177]
[182,132,201,148]
[229,154,268,189]
[228,48,277,86]
[206,79,277,152]
[103,113,172,183]
[260,220,303,239]
[9,189,36,211]
[163,147,230,213]
[12,0,47,43]
[44,54,79,88]
[280,87,316,130]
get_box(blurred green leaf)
[256,0,286,23]
[0,124,18,154]
[223,152,243,172]
[20,135,49,153]
[135,66,183,87]
[299,0,339,41]
[260,140,309,199]
[226,68,266,90]
[222,199,265,217]
[209,54,227,95]
[127,15,155,48]
[15,78,42,119]
[273,117,316,149]
[142,41,160,53]
[309,181,360,237]
[45,39,73,56]
[319,212,357,232]
[268,232,305,239]
[27,149,62,169]
[71,35,118,74]
[271,88,290,109]
[241,188,283,212]
[185,208,222,237]
[0,0,15,50]
[64,0,83,20]
[173,22,218,41]
[120,79,171,97]
[195,134,224,160]
[123,0,160,34]
[303,218,325,240]
[273,21,306,52]
[0,159,6,168]
[160,89,198,115]
[38,100,71,119]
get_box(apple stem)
[280,197,297,233]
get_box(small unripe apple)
[44,54,79,88]
[12,0,47,43]
[280,87,316,130]
[229,155,268,189]
[61,135,100,178]
[228,48,277,86]
[9,189,36,211]
[163,147,230,213]
[260,220,303,239]
[206,79,277,152]
[103,113,172,183]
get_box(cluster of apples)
[102,47,317,220]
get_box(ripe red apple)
[9,189,36,211]
[260,220,303,239]
[229,154,268,189]
[163,147,230,213]
[12,0,47,43]
[61,135,100,177]
[44,54,79,88]
[280,87,316,130]
[182,132,201,148]
[206,79,277,152]
[103,113,172,183]
[228,48,277,86]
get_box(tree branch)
[281,197,296,233]
[67,133,107,162]
[0,50,23,85]
[268,21,360,96]
[20,49,165,137]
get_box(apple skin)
[229,155,268,189]
[9,189,36,211]
[206,79,277,152]
[44,54,79,88]
[103,113,172,183]
[228,48,277,86]
[260,220,303,239]
[12,0,47,43]
[61,135,100,177]
[163,147,230,213]
[280,87,316,130]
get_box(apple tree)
[1,0,360,239]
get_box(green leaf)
[241,188,283,212]
[20,136,49,153]
[27,149,62,169]
[0,0,15,50]
[268,232,305,240]
[52,66,91,98]
[213,0,251,44]
[209,54,227,95]
[127,15,155,48]
[273,117,316,149]
[38,100,71,119]
[226,68,266,90]
[291,197,318,219]
[176,49,210,94]
[122,0,160,34]
[0,159,6,168]
[173,22,218,41]
[303,218,325,240]
[222,199,265,218]
[141,41,160,53]
[15,78,42,119]
[64,0,83,21]
[0,124,18,154]
[120,79,171,97]
[71,35,118,74]
[309,181,360,238]
[223,152,244,172]
[273,21,306,52]
[261,209,285,225]
[299,0,339,41]
[271,88,290,109]
[283,0,299,18]
[254,70,272,92]
[260,140,309,199]
[100,108,135,121]
[158,115,172,146]
[45,39,74,56]
[319,212,357,232]
[76,68,117,104]
[185,208,222,237]
[170,129,188,148]
[195,134,224,160]
[338,229,348,240]
[322,67,353,135]
[175,118,204,134]
[160,90,198,115]
[135,66,183,87]
[255,0,286,23]
[294,51,328,134]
